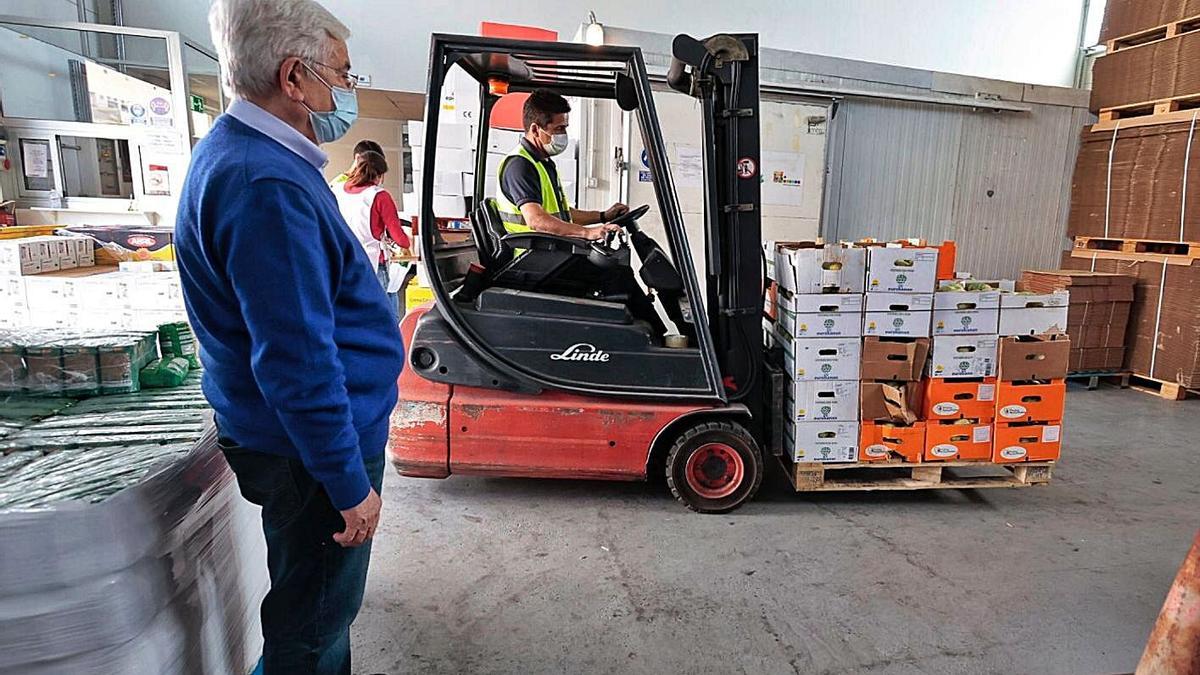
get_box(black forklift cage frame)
[417,33,725,401]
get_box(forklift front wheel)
[665,421,762,513]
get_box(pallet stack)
[769,242,1068,490]
[1063,0,1200,393]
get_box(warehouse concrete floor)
[353,385,1199,674]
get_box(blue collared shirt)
[226,99,328,170]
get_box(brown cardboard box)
[1065,252,1200,385]
[860,337,930,382]
[860,381,924,425]
[998,335,1071,382]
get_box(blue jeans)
[219,424,387,675]
[376,262,399,319]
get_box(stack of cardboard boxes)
[1064,0,1200,388]
[1020,270,1135,373]
[775,243,865,463]
[858,245,938,462]
[0,236,94,329]
[770,241,1070,467]
[0,234,186,332]
[406,65,579,219]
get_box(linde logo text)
[550,343,611,362]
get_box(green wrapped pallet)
[139,357,191,389]
[158,322,201,370]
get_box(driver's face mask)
[537,127,569,157]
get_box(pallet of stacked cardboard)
[1020,270,1135,374]
[1063,0,1200,399]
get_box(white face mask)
[541,130,569,157]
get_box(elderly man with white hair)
[174,0,403,671]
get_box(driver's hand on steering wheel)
[585,223,621,241]
[603,203,629,222]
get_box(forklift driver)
[495,89,668,336]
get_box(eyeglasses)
[305,59,363,90]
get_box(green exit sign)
[189,94,206,113]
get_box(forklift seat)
[470,199,508,269]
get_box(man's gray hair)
[209,0,350,100]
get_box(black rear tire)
[665,421,763,513]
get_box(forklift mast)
[667,35,764,421]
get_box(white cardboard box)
[786,380,860,422]
[998,291,1070,336]
[862,292,933,337]
[929,334,999,379]
[778,292,864,339]
[786,420,860,463]
[866,246,939,293]
[932,290,1001,335]
[774,244,866,294]
[0,240,42,276]
[486,128,525,154]
[780,336,862,381]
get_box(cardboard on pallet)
[1021,270,1135,373]
[993,422,1062,463]
[922,377,997,422]
[859,422,925,463]
[1100,0,1200,43]
[998,335,1071,382]
[1064,253,1200,387]
[860,381,923,424]
[860,337,929,381]
[1068,122,1200,242]
[1091,30,1200,112]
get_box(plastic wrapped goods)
[0,376,267,674]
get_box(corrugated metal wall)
[827,98,1091,279]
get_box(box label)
[932,402,960,416]
[929,444,957,458]
[998,445,1027,460]
[1042,425,1061,443]
[999,404,1026,419]
[863,444,890,458]
[978,384,996,401]
[973,425,991,443]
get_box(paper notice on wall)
[673,144,704,188]
[23,143,48,179]
[144,131,185,155]
[761,151,805,206]
[144,164,171,196]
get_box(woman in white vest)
[332,149,410,316]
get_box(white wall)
[114,0,1087,92]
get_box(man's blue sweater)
[176,114,404,510]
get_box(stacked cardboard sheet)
[1100,0,1200,43]
[1091,30,1200,111]
[1021,270,1136,372]
[1064,254,1200,386]
[1067,121,1200,242]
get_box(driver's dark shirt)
[499,137,571,221]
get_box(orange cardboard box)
[860,422,925,463]
[923,419,992,462]
[995,380,1066,423]
[993,421,1061,463]
[923,377,997,422]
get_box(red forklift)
[391,32,784,513]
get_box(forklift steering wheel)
[608,204,650,229]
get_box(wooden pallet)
[1072,237,1200,263]
[1128,374,1193,401]
[1091,93,1200,132]
[778,454,1053,492]
[1067,370,1131,391]
[1105,14,1200,54]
